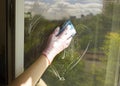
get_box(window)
[24,0,120,86]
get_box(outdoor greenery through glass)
[24,0,120,86]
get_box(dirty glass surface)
[24,0,120,86]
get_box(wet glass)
[24,0,120,86]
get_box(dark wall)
[0,0,7,85]
[0,0,6,50]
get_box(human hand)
[42,26,73,64]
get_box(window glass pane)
[24,0,120,86]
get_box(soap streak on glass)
[24,0,120,86]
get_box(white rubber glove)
[42,26,73,64]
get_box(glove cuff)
[42,48,56,64]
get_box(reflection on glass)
[24,0,120,86]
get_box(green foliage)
[24,15,110,86]
[102,31,120,57]
[101,32,120,86]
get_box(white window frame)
[15,0,24,77]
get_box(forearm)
[9,25,74,86]
[9,55,49,86]
[36,79,47,86]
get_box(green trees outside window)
[24,1,120,86]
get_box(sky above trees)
[25,0,103,20]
